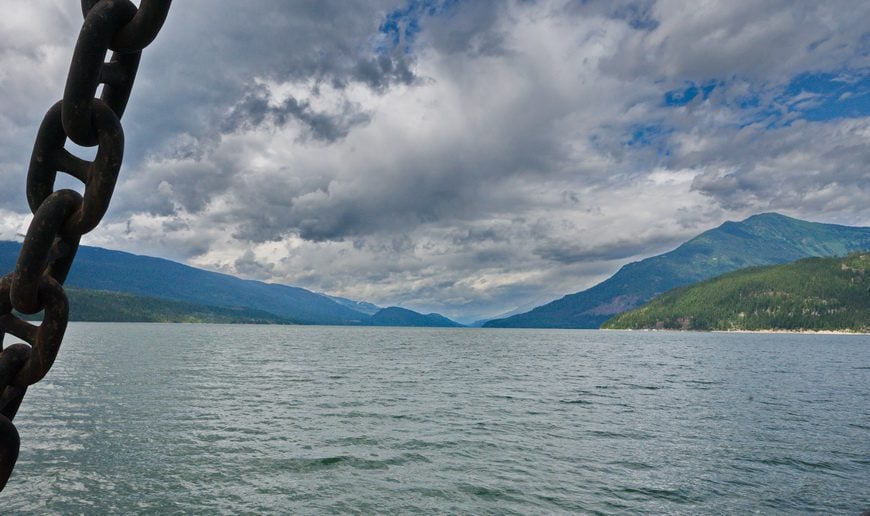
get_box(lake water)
[2,323,868,514]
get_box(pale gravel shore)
[714,329,870,336]
[606,328,870,335]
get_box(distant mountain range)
[485,213,870,328]
[3,212,868,329]
[603,253,870,332]
[367,307,463,327]
[0,242,462,327]
[326,296,382,315]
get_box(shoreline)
[713,329,870,336]
[607,328,870,336]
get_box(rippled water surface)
[3,324,869,513]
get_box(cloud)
[687,117,870,215]
[601,1,870,82]
[1,0,868,321]
[223,81,372,142]
[0,210,29,242]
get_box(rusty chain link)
[0,0,171,490]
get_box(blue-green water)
[2,324,868,514]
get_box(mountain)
[366,307,464,327]
[485,213,870,328]
[0,242,460,327]
[603,253,870,332]
[326,295,382,315]
[63,288,295,324]
[471,298,554,327]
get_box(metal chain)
[0,0,171,490]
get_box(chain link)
[0,0,171,490]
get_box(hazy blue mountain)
[485,213,870,329]
[471,298,554,327]
[0,242,427,326]
[0,242,461,327]
[367,307,464,327]
[326,295,382,315]
[62,288,295,324]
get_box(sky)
[1,0,868,323]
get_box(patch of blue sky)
[378,0,461,53]
[779,70,870,122]
[663,81,718,106]
[662,69,870,128]
[611,2,659,31]
[623,123,673,157]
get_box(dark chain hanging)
[0,0,171,490]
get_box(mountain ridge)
[602,253,870,332]
[367,307,464,327]
[484,213,870,328]
[0,242,461,327]
[62,287,297,324]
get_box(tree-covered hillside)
[0,242,461,327]
[603,253,870,332]
[486,213,870,328]
[0,241,368,325]
[23,288,296,324]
